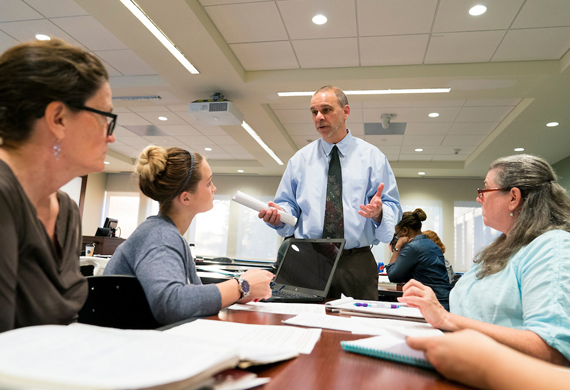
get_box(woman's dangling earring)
[53,139,61,160]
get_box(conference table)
[202,309,472,390]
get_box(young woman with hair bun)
[385,208,452,310]
[104,146,273,325]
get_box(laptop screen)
[274,239,344,292]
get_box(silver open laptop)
[262,238,345,303]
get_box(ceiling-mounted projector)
[188,94,243,125]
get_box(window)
[103,192,140,238]
[454,201,501,272]
[60,177,82,206]
[400,200,443,236]
[191,197,230,258]
[235,197,280,260]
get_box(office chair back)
[78,275,161,329]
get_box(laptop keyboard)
[274,290,311,298]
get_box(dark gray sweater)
[104,215,221,324]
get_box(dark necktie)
[323,145,344,239]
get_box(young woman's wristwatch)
[234,276,250,299]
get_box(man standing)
[260,85,401,300]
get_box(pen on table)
[354,302,400,309]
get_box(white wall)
[81,172,107,236]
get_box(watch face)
[241,278,250,294]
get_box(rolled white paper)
[232,190,298,226]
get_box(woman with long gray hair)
[400,154,570,365]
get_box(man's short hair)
[314,85,348,108]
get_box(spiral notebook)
[341,335,435,370]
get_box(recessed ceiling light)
[104,161,110,165]
[35,34,50,41]
[514,148,524,152]
[428,112,439,118]
[120,0,199,74]
[204,147,212,151]
[415,148,423,152]
[158,116,167,121]
[547,122,559,127]
[312,14,327,25]
[237,169,244,173]
[418,172,426,175]
[277,88,451,97]
[469,5,487,16]
[241,121,284,165]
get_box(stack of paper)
[325,297,426,322]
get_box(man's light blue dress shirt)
[450,229,570,360]
[270,130,402,250]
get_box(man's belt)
[341,246,372,256]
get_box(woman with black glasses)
[0,39,116,332]
[400,154,570,366]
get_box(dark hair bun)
[412,208,427,222]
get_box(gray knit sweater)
[104,215,222,324]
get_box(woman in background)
[385,208,452,310]
[0,39,115,332]
[104,146,273,325]
[423,230,454,285]
[400,154,570,364]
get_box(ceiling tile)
[112,125,137,138]
[274,109,312,124]
[208,135,239,146]
[95,49,156,76]
[160,125,201,136]
[291,136,314,148]
[425,31,506,64]
[231,42,299,71]
[442,135,486,145]
[455,106,513,122]
[0,19,84,47]
[26,0,88,18]
[357,0,437,36]
[51,16,127,51]
[221,144,248,154]
[492,27,570,61]
[512,0,570,29]
[115,136,153,147]
[137,112,187,125]
[269,101,312,110]
[408,107,461,122]
[403,135,445,145]
[284,123,317,136]
[362,101,413,108]
[433,0,524,33]
[194,125,228,136]
[0,0,43,22]
[399,154,434,161]
[404,122,452,135]
[465,98,521,106]
[167,105,190,112]
[232,153,256,160]
[363,107,411,123]
[278,0,357,40]
[432,154,467,161]
[384,154,399,162]
[128,106,170,113]
[377,145,401,155]
[110,107,133,113]
[200,0,268,5]
[400,145,439,154]
[142,136,181,147]
[412,99,465,107]
[435,145,476,155]
[174,111,200,125]
[0,30,18,53]
[108,144,140,158]
[116,113,152,126]
[293,38,359,68]
[448,122,498,135]
[205,2,288,43]
[364,135,403,146]
[206,152,234,159]
[99,59,121,77]
[359,35,428,66]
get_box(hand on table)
[240,269,274,301]
[398,279,451,330]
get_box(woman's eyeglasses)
[477,188,510,199]
[69,104,117,136]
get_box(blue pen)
[354,302,400,309]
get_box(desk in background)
[82,236,125,256]
[200,309,470,390]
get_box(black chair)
[78,275,161,329]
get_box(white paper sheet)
[0,323,239,390]
[326,297,423,319]
[228,302,326,315]
[232,191,297,226]
[166,319,321,356]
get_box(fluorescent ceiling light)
[418,172,426,175]
[120,0,199,74]
[469,5,487,16]
[415,148,423,152]
[428,112,440,117]
[547,122,559,127]
[204,147,212,151]
[241,121,283,165]
[312,15,327,25]
[104,161,110,165]
[158,116,167,121]
[35,34,50,41]
[237,169,244,173]
[278,88,450,97]
[514,148,524,152]
[113,95,161,101]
